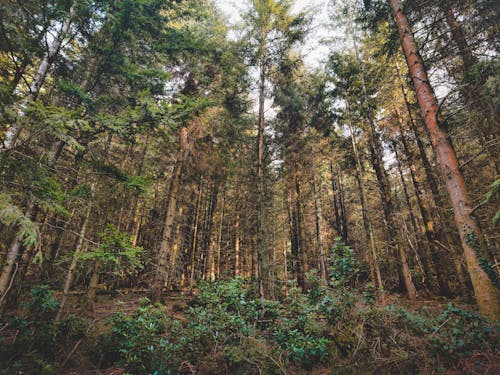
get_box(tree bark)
[0,204,36,311]
[389,0,500,320]
[312,161,327,284]
[149,127,187,303]
[56,184,94,322]
[256,33,266,302]
[348,124,382,290]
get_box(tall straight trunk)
[56,183,95,322]
[234,200,241,277]
[389,0,500,320]
[312,161,327,283]
[352,38,416,298]
[397,113,459,295]
[330,163,345,242]
[337,171,349,244]
[443,3,499,166]
[189,177,203,288]
[348,124,382,290]
[288,190,299,286]
[295,179,308,290]
[149,127,187,302]
[393,140,435,289]
[216,190,226,280]
[167,206,184,289]
[282,197,289,295]
[256,38,266,302]
[204,182,219,282]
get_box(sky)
[214,0,334,69]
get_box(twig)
[61,319,97,367]
[430,317,450,338]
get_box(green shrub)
[101,299,182,374]
[328,238,356,286]
[0,286,90,375]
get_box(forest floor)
[2,284,499,375]
[58,291,500,374]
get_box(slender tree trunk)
[86,260,102,313]
[352,37,416,298]
[234,200,241,277]
[312,161,327,283]
[348,124,382,290]
[0,204,35,311]
[393,140,435,288]
[330,163,344,241]
[56,184,94,322]
[389,0,500,320]
[204,182,219,282]
[256,36,266,302]
[149,127,187,303]
[216,190,226,280]
[189,177,203,288]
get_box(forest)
[0,0,499,373]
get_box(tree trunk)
[389,0,500,320]
[86,260,102,313]
[234,199,241,277]
[312,161,327,284]
[393,140,435,290]
[189,177,203,288]
[348,124,382,290]
[204,182,219,282]
[149,127,187,303]
[256,36,266,302]
[0,204,35,311]
[56,185,94,322]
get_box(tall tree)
[387,0,500,320]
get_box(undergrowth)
[1,280,498,374]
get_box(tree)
[243,0,308,300]
[387,0,500,320]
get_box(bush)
[98,298,182,374]
[0,286,91,375]
[328,238,356,286]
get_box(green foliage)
[484,178,500,225]
[389,303,498,360]
[79,224,144,276]
[328,237,357,285]
[362,282,377,305]
[0,286,91,374]
[464,227,499,287]
[0,194,39,248]
[100,299,182,374]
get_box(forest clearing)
[0,0,499,373]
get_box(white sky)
[214,0,334,69]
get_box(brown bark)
[203,181,220,281]
[56,184,94,322]
[348,124,382,290]
[189,177,203,288]
[234,199,241,277]
[149,127,187,303]
[389,0,500,320]
[352,37,415,298]
[256,34,266,302]
[312,161,327,284]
